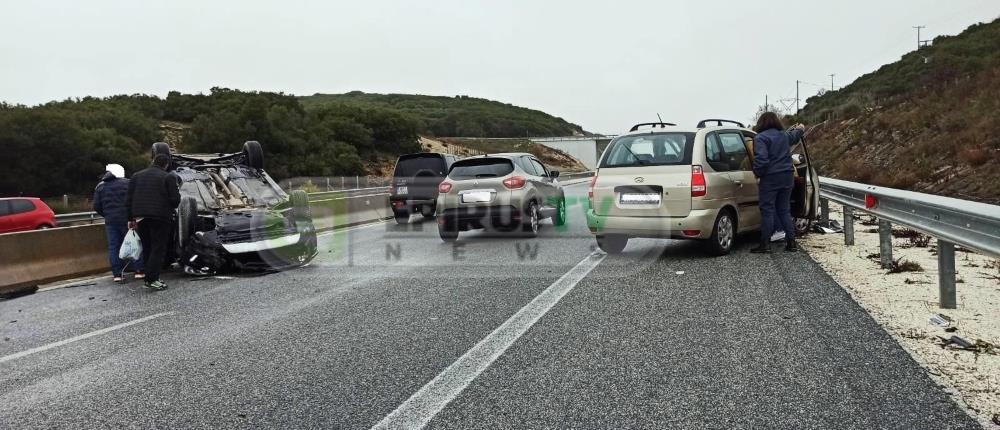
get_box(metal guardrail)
[818,176,1000,309]
[54,211,106,225]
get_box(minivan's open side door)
[790,132,821,234]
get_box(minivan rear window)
[394,154,447,177]
[600,132,695,168]
[449,158,515,180]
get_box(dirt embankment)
[805,68,1000,205]
[429,137,588,172]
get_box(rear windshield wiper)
[620,144,648,165]
[475,174,498,178]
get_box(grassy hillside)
[300,92,587,138]
[795,18,1000,203]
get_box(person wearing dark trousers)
[126,154,180,291]
[750,112,804,253]
[94,163,144,282]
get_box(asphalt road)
[0,183,980,429]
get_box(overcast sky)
[2,0,998,134]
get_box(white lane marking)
[317,219,390,237]
[370,251,606,430]
[37,275,109,292]
[0,312,175,364]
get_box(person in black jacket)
[94,164,144,282]
[126,154,180,291]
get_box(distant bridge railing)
[818,176,1000,309]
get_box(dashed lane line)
[370,251,606,430]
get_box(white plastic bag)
[119,228,143,261]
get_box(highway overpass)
[531,136,614,170]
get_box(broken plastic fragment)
[928,314,952,327]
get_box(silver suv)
[436,153,567,241]
[586,120,819,255]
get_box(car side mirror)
[791,154,805,165]
[550,170,560,178]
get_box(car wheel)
[706,211,735,256]
[178,196,198,249]
[393,210,410,224]
[243,141,264,169]
[794,217,812,237]
[420,205,435,218]
[521,202,540,237]
[596,234,627,254]
[290,190,310,220]
[553,196,567,226]
[438,218,459,242]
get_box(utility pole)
[795,80,800,113]
[913,25,925,50]
[829,74,836,91]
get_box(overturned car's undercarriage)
[155,141,317,275]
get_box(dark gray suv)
[389,153,458,224]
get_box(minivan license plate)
[397,186,408,195]
[619,193,660,205]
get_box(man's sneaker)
[144,280,168,291]
[134,272,146,280]
[113,276,124,283]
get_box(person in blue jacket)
[750,112,805,253]
[94,164,144,282]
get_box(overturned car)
[153,141,317,275]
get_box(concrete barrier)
[0,224,108,294]
[0,194,392,293]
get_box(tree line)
[300,92,587,138]
[0,88,422,197]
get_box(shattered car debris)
[152,141,318,275]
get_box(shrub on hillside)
[958,147,990,166]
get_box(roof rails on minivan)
[696,119,745,128]
[629,122,676,132]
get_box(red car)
[0,198,57,233]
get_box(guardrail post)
[938,240,957,309]
[878,220,893,268]
[843,206,854,246]
[820,198,830,223]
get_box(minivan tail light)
[438,182,452,193]
[503,176,526,189]
[691,165,707,197]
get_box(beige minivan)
[586,120,819,255]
